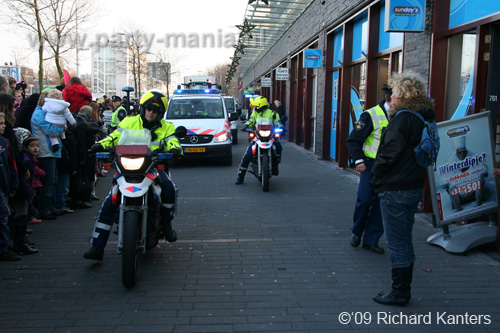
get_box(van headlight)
[120,157,145,170]
[214,132,230,143]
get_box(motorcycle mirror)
[175,126,187,138]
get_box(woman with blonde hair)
[370,70,435,306]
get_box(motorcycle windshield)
[256,117,273,130]
[118,129,152,146]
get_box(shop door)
[311,75,318,153]
[330,70,339,159]
[485,24,500,156]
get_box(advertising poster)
[429,112,498,227]
[303,49,323,68]
[385,0,426,32]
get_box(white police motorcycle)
[96,127,186,288]
[246,119,283,192]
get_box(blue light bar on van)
[173,89,221,95]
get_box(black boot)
[272,154,280,176]
[162,221,177,242]
[377,263,413,301]
[373,266,411,306]
[235,169,246,185]
[12,216,38,255]
[83,245,104,261]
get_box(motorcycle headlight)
[120,157,145,170]
[258,130,272,137]
[214,132,230,143]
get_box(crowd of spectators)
[0,74,122,261]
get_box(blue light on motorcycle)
[275,128,283,133]
[96,152,110,159]
[157,153,173,160]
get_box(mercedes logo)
[190,136,199,144]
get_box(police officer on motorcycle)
[84,90,182,261]
[235,96,283,185]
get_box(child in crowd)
[20,136,43,224]
[0,112,20,261]
[42,89,76,151]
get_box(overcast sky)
[0,0,249,84]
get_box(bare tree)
[150,48,185,98]
[114,25,150,97]
[207,62,238,96]
[42,0,95,81]
[2,0,96,91]
[3,0,49,92]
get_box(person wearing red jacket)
[62,77,92,114]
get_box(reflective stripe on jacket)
[362,105,388,159]
[246,108,283,128]
[99,115,181,152]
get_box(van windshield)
[166,98,224,119]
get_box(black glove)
[241,125,249,132]
[169,148,181,158]
[89,143,104,154]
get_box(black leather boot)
[235,169,246,185]
[377,263,413,301]
[83,245,104,261]
[162,221,177,242]
[272,154,281,176]
[12,216,38,255]
[373,266,411,305]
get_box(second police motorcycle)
[243,96,283,192]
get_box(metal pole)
[76,0,79,77]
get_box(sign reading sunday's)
[385,0,426,32]
[428,112,498,227]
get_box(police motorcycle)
[96,126,186,288]
[246,118,283,192]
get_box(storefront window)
[377,57,390,102]
[351,62,366,109]
[445,32,476,119]
[375,51,402,102]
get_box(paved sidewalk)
[0,139,499,332]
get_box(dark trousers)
[38,157,59,216]
[352,159,384,246]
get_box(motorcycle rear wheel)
[262,154,270,192]
[122,210,139,289]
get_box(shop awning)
[234,0,312,79]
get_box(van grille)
[180,135,213,144]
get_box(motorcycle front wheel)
[122,210,139,289]
[261,154,270,192]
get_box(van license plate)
[185,147,205,153]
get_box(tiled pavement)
[1,138,499,332]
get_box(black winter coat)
[59,127,78,174]
[370,96,435,193]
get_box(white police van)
[164,88,239,165]
[223,96,238,144]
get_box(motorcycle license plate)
[185,147,205,153]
